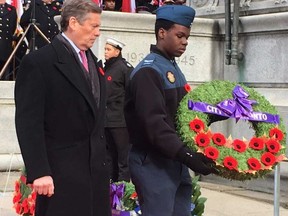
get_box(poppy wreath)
[177,80,287,181]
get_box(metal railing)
[274,159,288,216]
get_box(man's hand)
[176,146,219,175]
[33,176,54,197]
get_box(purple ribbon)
[188,85,279,124]
[217,85,258,121]
[110,183,125,209]
[111,209,131,216]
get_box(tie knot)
[79,50,89,72]
[79,50,86,58]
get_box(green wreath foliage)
[177,80,287,181]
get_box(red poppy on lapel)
[98,67,105,76]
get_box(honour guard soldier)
[0,0,17,80]
[20,0,62,50]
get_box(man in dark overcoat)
[0,0,17,80]
[15,0,111,216]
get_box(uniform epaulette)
[141,55,156,67]
[122,59,133,68]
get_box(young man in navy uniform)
[0,0,17,80]
[125,5,218,216]
[104,38,133,182]
[20,0,62,50]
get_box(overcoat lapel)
[51,38,98,120]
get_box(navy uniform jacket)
[104,55,133,128]
[20,0,61,49]
[124,45,188,159]
[0,3,17,62]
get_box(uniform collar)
[104,55,122,69]
[150,44,175,62]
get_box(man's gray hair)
[60,0,102,32]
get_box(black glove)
[176,146,218,175]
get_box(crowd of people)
[0,0,188,80]
[0,0,62,80]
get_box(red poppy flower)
[99,67,105,76]
[30,204,35,215]
[261,152,276,166]
[223,156,238,170]
[269,128,284,141]
[195,132,210,147]
[247,158,262,170]
[130,191,138,199]
[14,202,22,214]
[249,137,265,150]
[189,118,205,133]
[8,7,11,11]
[20,175,27,184]
[13,192,22,204]
[184,83,191,92]
[266,139,281,154]
[22,199,29,213]
[31,191,37,200]
[204,146,219,160]
[212,133,226,146]
[14,180,20,192]
[232,139,247,153]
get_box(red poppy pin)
[98,67,105,76]
[8,7,12,11]
[107,76,112,81]
[184,83,191,92]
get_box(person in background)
[15,0,111,215]
[0,0,17,80]
[124,5,218,216]
[20,0,62,50]
[103,0,116,11]
[104,38,133,182]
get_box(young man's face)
[104,44,120,60]
[162,24,190,58]
[105,0,115,10]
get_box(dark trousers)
[105,127,130,182]
[129,147,192,216]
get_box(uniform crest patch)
[166,71,176,83]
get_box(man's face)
[42,0,53,4]
[72,13,101,51]
[162,24,190,58]
[105,0,115,10]
[104,44,120,60]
